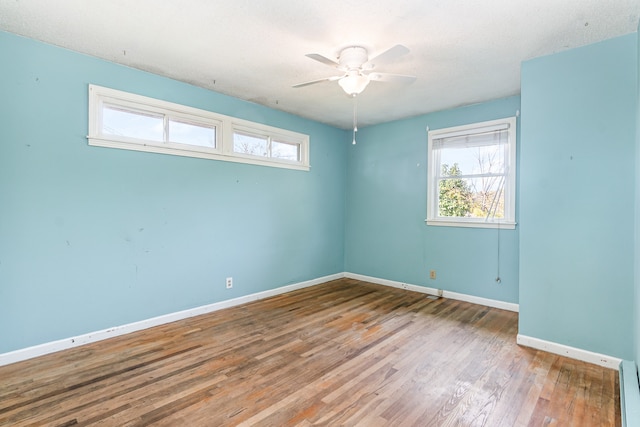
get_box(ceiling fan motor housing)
[338,46,369,70]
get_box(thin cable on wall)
[488,179,504,284]
[495,221,501,284]
[494,108,517,283]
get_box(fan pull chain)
[352,94,358,145]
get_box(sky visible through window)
[233,133,300,161]
[102,105,215,148]
[438,140,506,219]
[440,143,504,177]
[103,106,163,141]
[168,119,215,148]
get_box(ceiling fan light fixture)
[338,73,370,96]
[293,44,415,137]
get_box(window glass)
[439,138,506,176]
[169,119,216,148]
[437,132,508,219]
[233,132,268,157]
[438,176,506,219]
[272,140,300,161]
[102,105,163,141]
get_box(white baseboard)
[344,272,519,312]
[8,272,622,372]
[0,272,345,367]
[345,273,620,370]
[517,334,621,369]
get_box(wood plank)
[0,279,620,426]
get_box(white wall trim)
[517,334,622,370]
[8,272,624,372]
[0,272,344,367]
[443,289,519,312]
[344,272,519,312]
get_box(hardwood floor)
[0,278,620,426]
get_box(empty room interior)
[1,1,640,425]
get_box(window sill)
[425,219,516,230]
[88,137,310,171]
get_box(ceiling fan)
[293,44,416,96]
[294,44,416,144]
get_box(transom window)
[88,85,309,171]
[232,128,301,162]
[101,103,218,152]
[427,117,517,229]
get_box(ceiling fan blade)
[292,75,341,88]
[305,53,340,68]
[368,72,416,84]
[365,44,410,69]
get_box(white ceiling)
[1,0,639,129]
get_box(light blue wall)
[3,26,638,364]
[345,97,520,304]
[0,31,347,353]
[519,34,637,359]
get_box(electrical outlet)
[226,277,233,289]
[429,270,436,280]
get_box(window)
[88,85,309,170]
[232,127,302,163]
[427,117,517,229]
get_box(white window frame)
[88,85,310,171]
[426,117,517,229]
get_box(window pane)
[468,176,505,219]
[272,140,300,161]
[169,119,215,148]
[233,132,268,157]
[439,176,505,219]
[102,105,163,141]
[439,143,505,177]
[427,118,515,226]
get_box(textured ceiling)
[1,0,639,129]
